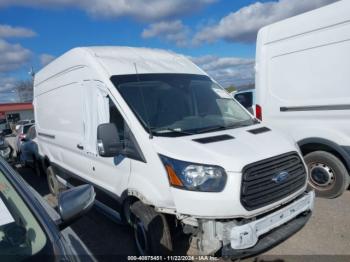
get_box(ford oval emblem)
[272,171,289,184]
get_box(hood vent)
[247,127,271,135]
[193,134,234,144]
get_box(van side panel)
[256,3,350,149]
[36,82,84,135]
[35,67,94,184]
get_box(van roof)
[258,0,349,44]
[34,46,206,86]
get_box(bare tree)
[14,79,33,102]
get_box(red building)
[0,103,34,126]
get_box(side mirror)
[97,123,123,157]
[57,185,95,230]
[234,92,253,109]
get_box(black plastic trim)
[298,137,350,171]
[342,146,350,158]
[280,104,350,112]
[38,132,55,139]
[240,152,306,210]
[247,126,271,135]
[193,134,234,144]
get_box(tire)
[46,166,65,196]
[130,201,173,255]
[33,158,42,176]
[304,151,350,198]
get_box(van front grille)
[241,152,306,210]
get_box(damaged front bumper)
[222,191,314,259]
[191,191,314,258]
[222,211,312,259]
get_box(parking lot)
[15,165,350,261]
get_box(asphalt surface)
[15,165,350,262]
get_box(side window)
[108,97,145,162]
[109,98,125,142]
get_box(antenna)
[134,63,153,139]
[28,66,35,79]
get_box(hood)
[151,124,298,172]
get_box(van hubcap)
[309,163,335,188]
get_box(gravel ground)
[15,166,350,261]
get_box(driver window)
[109,98,125,143]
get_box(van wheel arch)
[298,138,350,198]
[122,195,140,225]
[298,137,350,172]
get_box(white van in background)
[232,89,256,116]
[34,46,314,258]
[255,0,350,198]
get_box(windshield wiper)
[195,125,230,134]
[151,128,194,135]
[195,121,257,134]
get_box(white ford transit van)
[34,46,314,258]
[255,0,350,199]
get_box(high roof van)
[34,46,314,258]
[255,0,350,199]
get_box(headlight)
[159,155,227,192]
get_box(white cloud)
[40,53,55,66]
[190,55,255,87]
[0,24,36,38]
[0,0,216,21]
[0,76,16,92]
[0,76,17,102]
[0,39,31,72]
[194,0,338,44]
[142,20,190,47]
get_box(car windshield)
[111,74,255,137]
[0,169,48,261]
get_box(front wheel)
[130,201,173,255]
[304,151,349,198]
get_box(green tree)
[226,85,236,93]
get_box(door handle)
[77,144,84,150]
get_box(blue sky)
[0,0,337,102]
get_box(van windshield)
[111,74,255,137]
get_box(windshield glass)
[111,74,255,137]
[0,170,48,261]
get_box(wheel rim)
[309,162,335,189]
[133,218,148,255]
